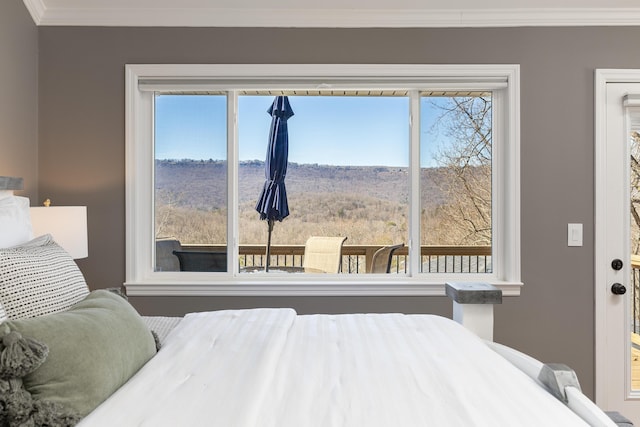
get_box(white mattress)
[80,309,592,427]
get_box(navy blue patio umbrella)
[255,96,294,272]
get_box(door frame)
[594,69,640,409]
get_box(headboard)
[0,176,23,198]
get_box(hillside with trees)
[155,160,483,246]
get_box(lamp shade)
[30,206,88,259]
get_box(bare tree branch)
[427,96,492,245]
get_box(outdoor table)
[240,266,326,273]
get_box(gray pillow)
[2,289,157,417]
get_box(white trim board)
[124,63,521,296]
[22,1,640,28]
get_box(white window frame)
[124,64,521,296]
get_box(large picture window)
[125,64,520,296]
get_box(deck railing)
[181,244,492,274]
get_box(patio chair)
[368,243,404,274]
[155,237,182,271]
[303,236,347,273]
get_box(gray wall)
[0,0,38,200]
[32,25,640,397]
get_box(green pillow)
[2,289,157,417]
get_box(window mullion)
[409,90,421,276]
[228,91,239,274]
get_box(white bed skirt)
[80,309,599,427]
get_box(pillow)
[0,300,7,322]
[0,325,82,425]
[0,189,15,199]
[2,289,157,417]
[0,196,33,248]
[0,234,89,319]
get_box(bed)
[0,176,631,427]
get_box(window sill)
[124,278,523,296]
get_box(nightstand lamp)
[30,199,88,259]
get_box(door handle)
[611,283,627,295]
[611,259,624,270]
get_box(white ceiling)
[23,0,640,28]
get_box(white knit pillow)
[0,234,90,319]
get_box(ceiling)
[23,0,640,28]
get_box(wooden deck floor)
[632,333,640,389]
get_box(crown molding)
[22,0,46,25]
[22,3,640,28]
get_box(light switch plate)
[568,223,583,247]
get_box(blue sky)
[155,94,443,167]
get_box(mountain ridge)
[155,159,447,211]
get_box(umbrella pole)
[265,219,274,272]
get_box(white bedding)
[80,309,594,427]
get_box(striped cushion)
[0,234,90,319]
[141,316,182,346]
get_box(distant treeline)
[154,159,469,246]
[155,159,447,208]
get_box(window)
[125,64,521,296]
[420,94,493,273]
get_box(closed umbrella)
[255,96,294,272]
